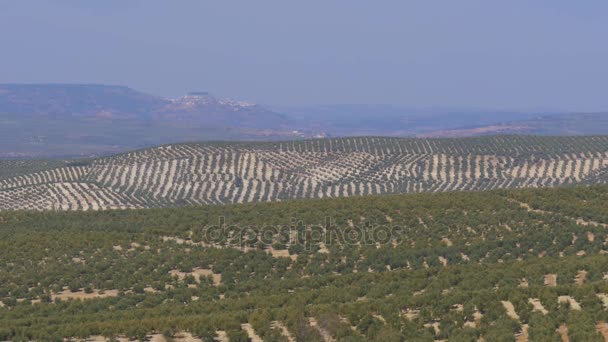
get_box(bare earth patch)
[516,324,529,342]
[595,322,608,341]
[318,242,330,254]
[557,324,570,342]
[473,309,483,324]
[464,307,483,328]
[501,301,520,320]
[267,246,297,260]
[173,332,202,342]
[544,274,557,287]
[241,323,263,342]
[402,308,420,321]
[423,321,441,336]
[463,321,476,328]
[528,298,549,315]
[148,334,167,342]
[597,294,608,310]
[271,321,295,342]
[373,313,387,323]
[309,317,335,342]
[558,296,581,310]
[72,257,85,264]
[451,304,464,312]
[215,331,228,342]
[575,270,587,286]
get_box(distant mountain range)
[0,84,297,158]
[1,84,607,157]
[417,112,608,138]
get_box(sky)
[1,1,607,111]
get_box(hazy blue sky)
[1,1,607,110]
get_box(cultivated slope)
[2,185,608,340]
[1,136,608,210]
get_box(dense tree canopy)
[1,185,608,340]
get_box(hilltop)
[1,136,608,211]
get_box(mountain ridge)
[2,83,608,158]
[0,84,301,158]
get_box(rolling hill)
[2,184,608,340]
[1,136,608,211]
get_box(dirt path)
[309,317,336,342]
[501,300,529,341]
[510,199,608,227]
[596,322,608,342]
[516,324,529,342]
[502,301,520,320]
[557,324,569,342]
[272,321,295,342]
[241,323,263,342]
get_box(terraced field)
[1,136,608,210]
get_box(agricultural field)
[1,136,608,211]
[1,185,608,340]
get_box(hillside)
[2,185,608,340]
[0,84,295,158]
[1,136,608,211]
